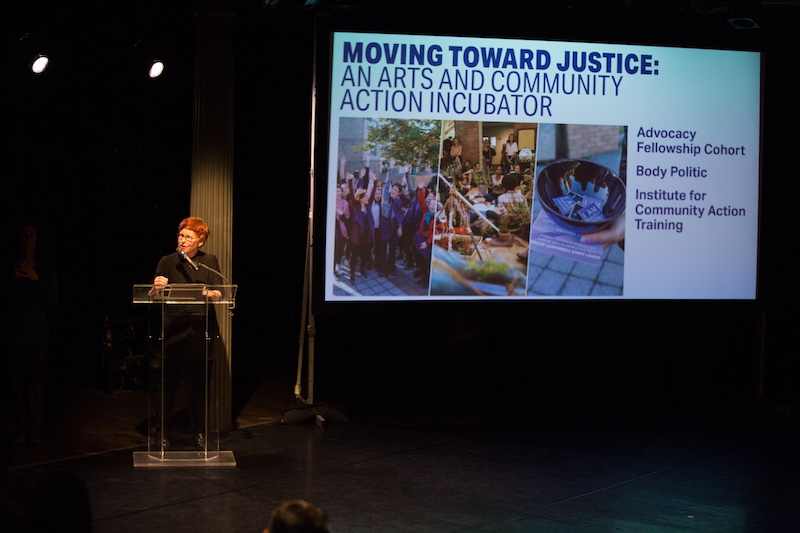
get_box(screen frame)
[310,17,764,314]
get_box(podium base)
[133,450,236,468]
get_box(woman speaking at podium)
[153,216,223,450]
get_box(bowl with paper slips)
[535,159,626,233]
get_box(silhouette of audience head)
[264,499,331,533]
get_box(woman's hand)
[202,288,222,299]
[149,276,169,296]
[14,261,39,281]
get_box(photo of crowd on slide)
[331,118,441,298]
[429,121,538,297]
[526,124,627,297]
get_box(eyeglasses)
[177,233,198,243]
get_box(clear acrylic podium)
[132,283,237,468]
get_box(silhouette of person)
[264,500,331,533]
[1,223,57,445]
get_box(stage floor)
[6,374,799,532]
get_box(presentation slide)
[323,32,761,300]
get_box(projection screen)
[322,32,761,301]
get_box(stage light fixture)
[31,54,49,74]
[149,60,164,78]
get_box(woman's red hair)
[178,217,209,243]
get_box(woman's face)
[509,134,515,142]
[177,228,202,257]
[19,226,37,255]
[336,187,343,199]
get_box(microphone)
[176,246,199,270]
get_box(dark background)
[3,0,798,423]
